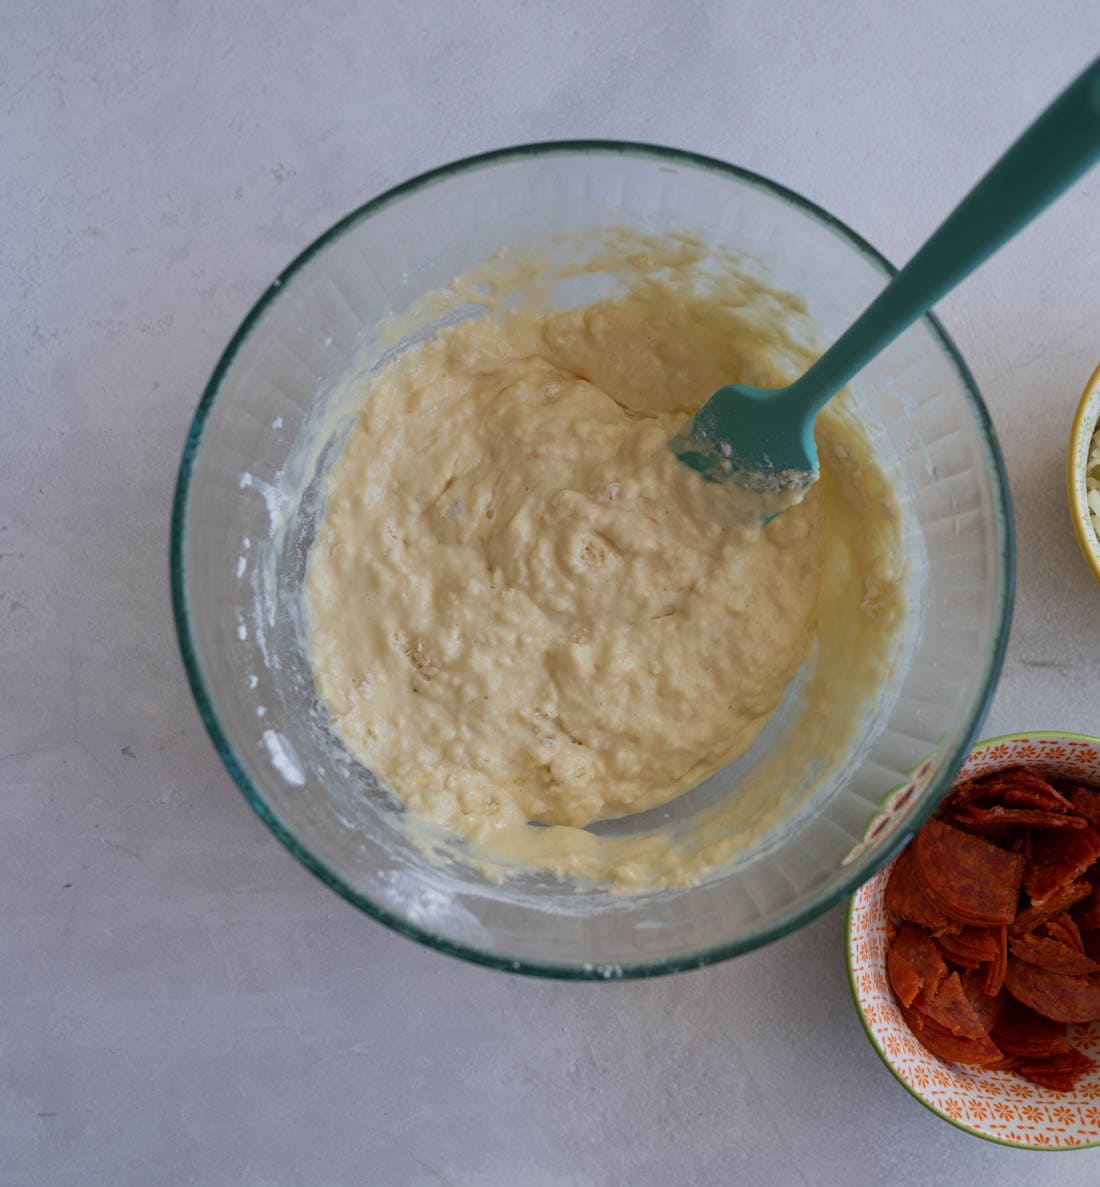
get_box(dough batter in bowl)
[306,233,904,889]
[175,144,1013,970]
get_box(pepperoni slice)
[1016,1048,1096,1092]
[888,924,948,1008]
[991,998,1070,1058]
[901,1003,1004,1067]
[983,925,1008,996]
[934,925,994,962]
[943,777,987,810]
[913,819,1024,927]
[955,805,1086,832]
[1068,785,1100,825]
[990,770,1075,813]
[917,971,989,1039]
[1012,880,1092,935]
[1045,912,1086,952]
[884,848,960,936]
[1024,827,1100,907]
[1009,933,1100,977]
[1004,958,1100,1022]
[935,942,979,968]
[962,969,1005,1035]
[1073,886,1100,932]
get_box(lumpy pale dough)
[307,237,903,886]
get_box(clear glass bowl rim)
[170,140,1016,979]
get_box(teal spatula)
[674,57,1100,495]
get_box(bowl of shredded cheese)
[1068,363,1100,584]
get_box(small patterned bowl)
[847,731,1100,1149]
[1068,363,1100,584]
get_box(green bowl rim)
[170,139,1016,980]
[1067,363,1100,584]
[846,730,1100,1150]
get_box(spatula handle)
[788,57,1100,415]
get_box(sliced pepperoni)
[901,1003,1004,1067]
[888,923,948,1008]
[1016,1048,1096,1092]
[884,847,960,936]
[934,925,995,963]
[1045,912,1086,952]
[991,998,1070,1059]
[1068,784,1100,826]
[887,768,1100,1091]
[962,969,1005,1035]
[1009,933,1100,977]
[983,925,1008,997]
[991,770,1075,813]
[1085,931,1100,964]
[941,777,987,810]
[913,819,1024,927]
[1024,827,1100,907]
[1074,886,1100,932]
[1004,958,1100,1023]
[1012,880,1092,935]
[916,971,989,1039]
[935,942,979,968]
[955,804,1086,831]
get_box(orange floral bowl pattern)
[847,732,1100,1149]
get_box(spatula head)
[673,382,818,492]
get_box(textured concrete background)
[4,2,1100,1183]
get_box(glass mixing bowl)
[171,142,1014,978]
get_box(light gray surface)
[4,2,1100,1183]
